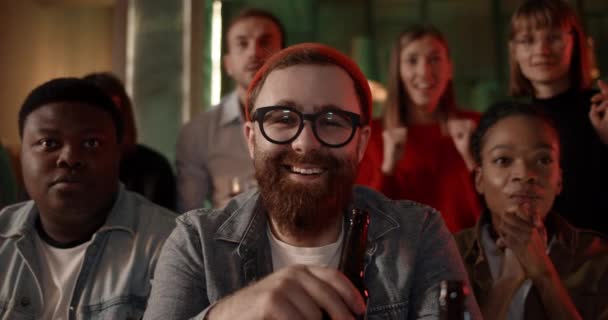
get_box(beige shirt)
[175,91,256,212]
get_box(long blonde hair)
[384,25,457,130]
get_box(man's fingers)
[281,281,324,320]
[253,266,363,320]
[307,267,366,317]
[263,293,309,320]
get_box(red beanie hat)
[245,42,372,125]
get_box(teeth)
[415,83,434,89]
[290,166,324,175]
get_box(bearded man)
[144,43,481,320]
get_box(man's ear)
[357,125,371,163]
[244,121,256,159]
[474,166,484,195]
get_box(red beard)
[254,148,358,238]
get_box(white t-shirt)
[267,223,344,270]
[34,234,91,320]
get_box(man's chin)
[254,149,358,235]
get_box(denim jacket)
[144,186,481,320]
[0,185,177,320]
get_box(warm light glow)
[210,0,223,106]
[125,0,136,98]
[368,80,387,103]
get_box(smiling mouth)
[413,82,437,90]
[532,61,557,67]
[283,165,326,176]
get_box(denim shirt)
[0,185,177,320]
[144,186,482,320]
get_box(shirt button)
[20,297,30,307]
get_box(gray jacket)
[144,186,481,320]
[0,185,177,320]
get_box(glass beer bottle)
[439,280,471,320]
[324,208,370,320]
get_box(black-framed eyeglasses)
[251,106,362,148]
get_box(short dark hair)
[18,77,124,142]
[225,8,286,50]
[246,43,372,126]
[470,101,560,165]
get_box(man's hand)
[381,127,408,175]
[207,265,366,320]
[589,80,608,145]
[446,118,476,171]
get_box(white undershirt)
[481,224,554,320]
[34,234,91,320]
[268,222,344,270]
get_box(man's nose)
[56,145,85,170]
[291,122,321,154]
[243,41,264,58]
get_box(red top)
[356,112,482,233]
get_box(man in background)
[175,8,285,211]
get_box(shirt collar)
[0,201,37,238]
[0,184,135,239]
[219,91,244,127]
[97,184,137,236]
